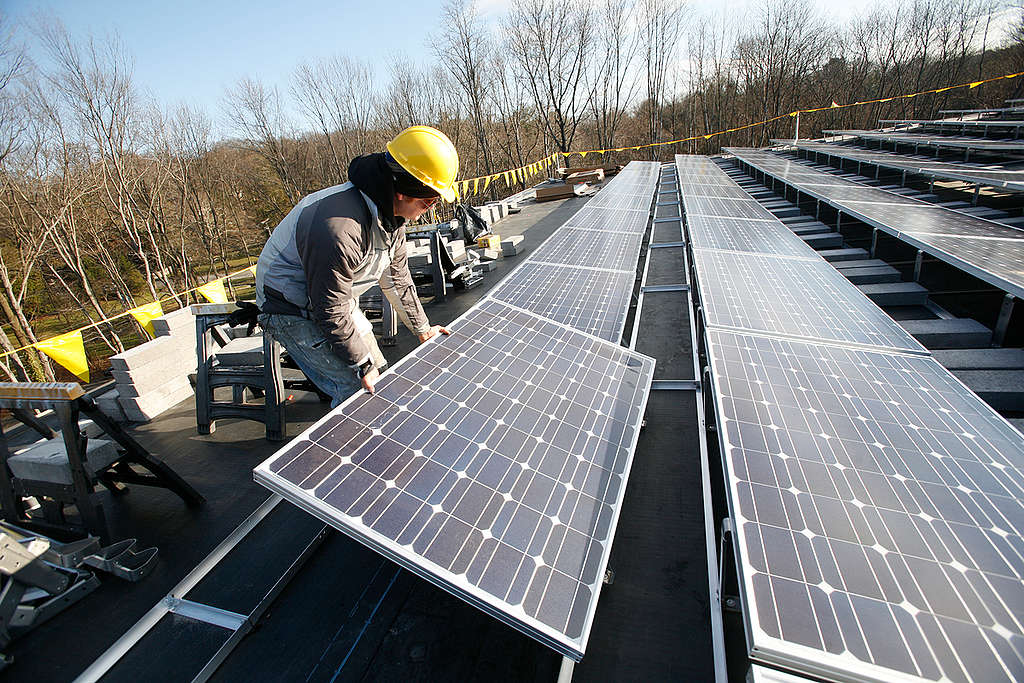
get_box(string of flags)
[2,265,255,382]
[10,68,1024,382]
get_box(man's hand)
[418,325,450,343]
[361,366,379,394]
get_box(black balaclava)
[348,152,439,232]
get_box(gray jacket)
[256,183,430,366]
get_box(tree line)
[0,0,1020,382]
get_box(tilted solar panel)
[255,299,656,661]
[706,328,1024,683]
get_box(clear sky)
[2,0,928,126]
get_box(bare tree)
[587,0,641,150]
[640,0,686,152]
[506,0,595,153]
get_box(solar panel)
[686,215,815,258]
[585,191,653,212]
[691,250,926,353]
[680,184,754,199]
[489,262,635,342]
[796,142,1024,193]
[824,130,1024,154]
[529,226,644,273]
[728,148,1024,299]
[686,197,778,221]
[705,328,1024,683]
[563,206,649,234]
[255,298,656,661]
[838,202,1022,239]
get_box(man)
[255,125,459,406]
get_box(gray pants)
[260,313,385,408]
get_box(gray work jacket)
[255,182,430,366]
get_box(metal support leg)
[973,185,980,206]
[428,231,446,303]
[913,251,924,282]
[870,228,879,258]
[993,295,1016,347]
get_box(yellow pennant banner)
[36,331,89,383]
[198,279,228,304]
[482,176,491,192]
[129,301,164,338]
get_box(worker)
[255,125,459,406]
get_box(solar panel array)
[823,130,1024,154]
[795,140,1024,192]
[678,154,1024,683]
[726,148,1024,299]
[256,162,660,661]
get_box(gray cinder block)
[151,307,195,337]
[119,377,195,422]
[110,335,194,371]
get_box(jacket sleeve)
[297,215,372,367]
[380,230,431,336]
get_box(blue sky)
[4,0,455,115]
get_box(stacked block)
[109,308,197,422]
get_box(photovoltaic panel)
[686,197,778,221]
[563,206,649,234]
[796,141,1024,192]
[680,184,754,199]
[489,262,635,342]
[728,148,1024,299]
[824,130,1024,154]
[705,328,1024,683]
[585,191,653,212]
[529,227,644,273]
[685,215,817,258]
[840,202,1024,239]
[255,299,656,661]
[691,250,927,353]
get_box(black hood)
[348,153,405,232]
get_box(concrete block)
[819,247,870,262]
[792,223,833,236]
[859,282,928,306]
[8,438,120,485]
[769,206,802,219]
[96,390,128,423]
[933,348,1024,370]
[119,377,195,422]
[802,232,843,249]
[151,307,195,337]
[475,261,498,273]
[501,236,524,257]
[834,259,891,270]
[110,335,195,371]
[413,238,431,248]
[899,318,992,349]
[951,370,1024,411]
[841,265,902,284]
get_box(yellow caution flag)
[473,177,480,194]
[831,101,840,107]
[482,175,491,192]
[129,301,164,338]
[969,80,983,89]
[580,151,589,159]
[247,264,257,276]
[198,279,228,304]
[36,330,89,383]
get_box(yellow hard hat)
[386,126,459,202]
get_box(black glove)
[227,301,260,336]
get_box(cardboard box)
[476,235,501,250]
[535,184,577,202]
[566,169,604,185]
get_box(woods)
[0,0,1021,382]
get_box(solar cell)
[255,298,656,661]
[705,328,1024,683]
[585,192,653,212]
[529,227,644,272]
[489,262,635,342]
[691,250,926,353]
[839,202,1023,239]
[685,215,815,258]
[680,184,754,199]
[824,130,1024,154]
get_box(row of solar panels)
[725,148,1024,300]
[794,140,1024,193]
[254,162,662,661]
[677,154,1024,683]
[823,130,1024,154]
